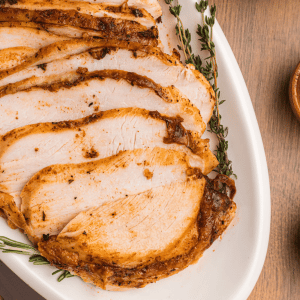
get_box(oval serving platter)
[0,1,271,299]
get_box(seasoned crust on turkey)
[58,0,163,19]
[0,39,215,123]
[0,69,206,136]
[0,47,37,71]
[56,179,206,268]
[0,108,218,216]
[0,1,159,49]
[0,21,158,44]
[0,0,156,28]
[21,148,199,241]
[38,175,236,290]
[0,26,71,69]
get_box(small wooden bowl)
[289,62,300,122]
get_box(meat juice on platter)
[0,0,236,291]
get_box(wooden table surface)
[1,0,300,299]
[214,0,300,299]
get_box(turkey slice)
[0,10,157,46]
[21,148,198,241]
[0,27,70,71]
[66,0,162,19]
[0,69,205,136]
[0,47,37,71]
[0,108,218,210]
[38,175,237,290]
[0,39,142,84]
[55,178,205,268]
[0,26,70,50]
[0,0,156,28]
[0,191,28,230]
[0,41,214,123]
[0,21,158,42]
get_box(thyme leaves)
[164,0,236,178]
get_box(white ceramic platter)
[0,1,271,299]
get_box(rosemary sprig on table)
[0,236,74,281]
[165,0,236,178]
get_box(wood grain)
[0,261,44,299]
[1,1,300,299]
[213,0,300,298]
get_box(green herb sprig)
[165,0,203,72]
[164,0,236,178]
[0,236,74,281]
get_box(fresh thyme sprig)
[165,0,204,72]
[0,236,74,281]
[164,0,236,178]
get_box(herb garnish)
[37,63,47,71]
[42,233,50,241]
[0,236,74,281]
[164,0,236,178]
[0,1,236,286]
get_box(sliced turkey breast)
[0,0,156,28]
[38,175,237,290]
[0,26,70,50]
[66,0,162,19]
[0,69,205,137]
[0,21,157,42]
[0,27,70,71]
[56,179,205,268]
[0,40,214,123]
[0,47,37,71]
[0,108,218,210]
[0,191,28,230]
[21,148,197,241]
[0,39,141,84]
[0,2,158,47]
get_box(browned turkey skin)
[0,7,158,46]
[0,67,207,149]
[0,107,205,155]
[38,174,236,290]
[0,67,173,99]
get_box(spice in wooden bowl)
[289,62,300,122]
